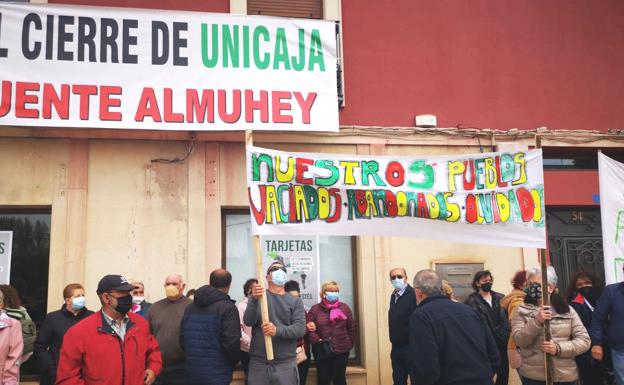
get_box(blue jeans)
[613,348,624,385]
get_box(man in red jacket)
[56,274,162,385]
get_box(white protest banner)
[247,146,546,248]
[262,235,320,309]
[598,152,624,284]
[0,3,338,131]
[0,231,13,284]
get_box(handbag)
[296,346,308,364]
[312,340,334,362]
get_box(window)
[0,209,51,379]
[542,147,624,170]
[243,0,345,108]
[223,210,358,359]
[247,0,323,19]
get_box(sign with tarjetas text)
[0,231,13,284]
[0,3,338,131]
[247,146,546,248]
[262,235,320,310]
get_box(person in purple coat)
[307,281,355,385]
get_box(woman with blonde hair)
[307,281,355,385]
[441,280,458,302]
[0,288,23,385]
[512,266,590,385]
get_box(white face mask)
[71,297,86,311]
[132,296,144,305]
[392,279,406,291]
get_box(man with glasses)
[56,274,162,385]
[388,267,416,385]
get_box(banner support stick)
[246,130,275,361]
[536,134,553,385]
[540,248,554,385]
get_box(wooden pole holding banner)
[540,248,554,385]
[535,135,553,385]
[246,130,274,361]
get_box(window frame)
[221,207,361,365]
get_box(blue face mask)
[271,270,287,286]
[71,297,86,311]
[392,279,406,291]
[325,292,339,302]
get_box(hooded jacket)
[511,302,590,382]
[55,310,162,385]
[180,285,241,385]
[34,304,93,385]
[0,313,22,385]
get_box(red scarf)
[322,299,347,323]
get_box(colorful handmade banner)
[598,152,624,284]
[0,3,338,131]
[247,146,546,248]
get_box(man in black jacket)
[464,270,510,385]
[34,283,93,385]
[388,267,416,385]
[180,269,241,385]
[409,269,500,385]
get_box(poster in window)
[0,231,13,284]
[261,235,320,310]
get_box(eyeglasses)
[268,266,286,274]
[391,275,404,280]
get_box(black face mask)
[112,294,133,315]
[480,283,493,292]
[578,286,594,300]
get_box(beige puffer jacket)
[511,302,590,382]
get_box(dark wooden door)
[546,208,604,292]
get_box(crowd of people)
[388,265,623,385]
[0,262,622,385]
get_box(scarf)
[322,299,347,323]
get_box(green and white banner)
[598,152,624,284]
[247,146,546,248]
[0,4,338,131]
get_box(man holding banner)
[243,262,306,385]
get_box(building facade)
[2,0,624,384]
